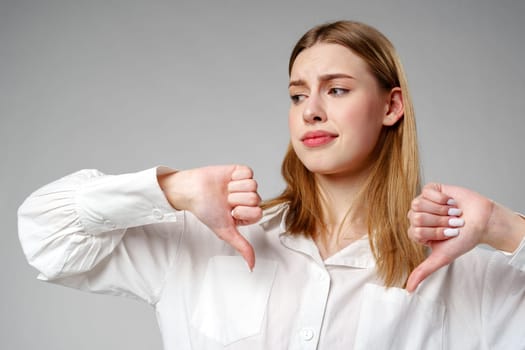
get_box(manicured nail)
[444,228,460,237]
[449,218,465,227]
[447,198,457,206]
[448,208,462,216]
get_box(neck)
[315,169,370,237]
[312,170,371,260]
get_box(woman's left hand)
[406,183,525,292]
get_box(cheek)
[288,116,300,146]
[338,103,378,129]
[338,101,384,146]
[354,119,383,147]
[288,108,298,134]
[352,95,384,127]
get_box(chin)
[303,162,347,176]
[303,160,370,179]
[295,149,366,177]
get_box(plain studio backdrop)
[1,0,524,348]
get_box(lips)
[301,130,338,147]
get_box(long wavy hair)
[263,20,426,287]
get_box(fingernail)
[447,198,457,206]
[448,208,462,216]
[448,218,465,227]
[444,228,460,237]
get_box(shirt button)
[300,328,315,341]
[104,220,116,229]
[152,209,164,220]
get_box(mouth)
[301,130,338,147]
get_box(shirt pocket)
[191,256,278,346]
[354,283,445,350]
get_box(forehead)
[290,43,370,80]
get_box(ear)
[382,87,404,126]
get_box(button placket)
[291,264,331,350]
[319,272,330,283]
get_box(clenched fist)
[158,165,262,270]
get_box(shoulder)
[420,246,520,297]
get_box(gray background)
[1,0,524,349]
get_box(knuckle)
[411,213,424,226]
[423,182,434,190]
[407,227,416,240]
[427,182,440,191]
[249,193,261,206]
[232,165,253,180]
[248,207,263,221]
[439,227,448,237]
[244,179,256,192]
[412,227,425,241]
[241,165,254,178]
[421,186,432,196]
[442,217,452,226]
[411,198,423,211]
[412,227,422,239]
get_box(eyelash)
[290,94,306,104]
[290,87,349,104]
[328,87,349,96]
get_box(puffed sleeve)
[17,167,184,304]
[481,237,525,348]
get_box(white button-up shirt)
[18,167,525,349]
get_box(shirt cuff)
[76,167,179,234]
[507,236,525,271]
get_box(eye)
[290,94,306,104]
[328,87,349,96]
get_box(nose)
[303,94,326,124]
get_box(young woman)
[18,21,525,349]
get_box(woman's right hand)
[157,165,262,270]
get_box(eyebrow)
[288,73,355,88]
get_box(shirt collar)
[258,204,375,269]
[257,203,288,234]
[324,236,375,268]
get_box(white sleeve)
[508,236,525,271]
[482,238,525,348]
[17,167,184,304]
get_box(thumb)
[216,226,255,271]
[406,253,449,292]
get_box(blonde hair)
[263,20,426,287]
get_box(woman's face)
[288,43,394,179]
